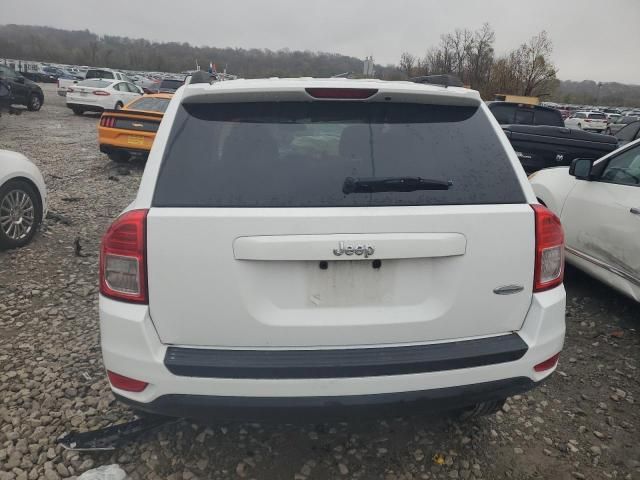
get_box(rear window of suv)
[85,70,115,80]
[153,101,526,207]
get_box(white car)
[66,79,143,115]
[531,139,640,302]
[564,111,608,132]
[99,78,566,421]
[0,149,47,250]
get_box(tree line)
[398,24,559,99]
[1,23,639,106]
[0,24,398,78]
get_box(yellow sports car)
[98,93,172,162]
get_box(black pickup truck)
[487,102,618,173]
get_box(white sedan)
[530,139,640,301]
[66,79,143,115]
[0,149,47,250]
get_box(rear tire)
[115,101,124,110]
[27,94,42,112]
[108,151,130,163]
[71,107,84,115]
[577,123,582,130]
[0,179,42,250]
[456,398,506,420]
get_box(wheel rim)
[115,103,122,110]
[31,96,40,109]
[0,189,35,240]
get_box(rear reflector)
[107,371,148,392]
[534,353,560,372]
[305,88,378,99]
[100,209,148,303]
[531,204,564,292]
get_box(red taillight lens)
[534,353,560,372]
[532,204,564,292]
[107,371,148,392]
[305,88,378,99]
[100,116,116,128]
[94,90,110,96]
[100,209,148,303]
[67,87,74,93]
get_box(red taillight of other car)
[100,209,149,303]
[100,116,116,128]
[531,204,564,292]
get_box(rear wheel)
[577,123,582,130]
[71,106,84,115]
[456,398,506,420]
[0,179,42,250]
[27,94,42,111]
[115,101,124,110]
[605,128,611,135]
[108,151,130,163]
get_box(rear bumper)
[99,286,565,419]
[116,377,535,421]
[66,102,104,113]
[99,144,150,158]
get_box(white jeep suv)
[99,78,566,420]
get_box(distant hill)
[549,80,640,108]
[0,24,400,79]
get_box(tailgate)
[144,95,534,348]
[147,206,535,347]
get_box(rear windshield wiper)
[342,176,453,194]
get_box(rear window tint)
[588,113,606,119]
[86,70,115,79]
[128,97,171,112]
[488,104,514,124]
[160,79,184,90]
[77,79,112,88]
[153,102,525,208]
[533,109,563,126]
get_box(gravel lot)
[0,83,638,480]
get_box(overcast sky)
[3,0,638,84]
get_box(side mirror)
[569,158,593,180]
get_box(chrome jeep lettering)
[333,242,375,258]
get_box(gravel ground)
[0,83,638,480]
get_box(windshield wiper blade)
[342,176,452,194]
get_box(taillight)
[107,371,148,392]
[100,209,148,303]
[534,353,560,372]
[305,88,378,99]
[531,204,564,292]
[94,90,110,96]
[100,116,116,128]
[67,87,74,93]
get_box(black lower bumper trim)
[99,144,149,157]
[164,334,528,379]
[116,377,536,421]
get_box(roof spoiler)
[410,74,464,88]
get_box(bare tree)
[399,52,416,78]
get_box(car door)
[124,82,142,101]
[0,66,26,103]
[616,122,640,146]
[561,144,640,300]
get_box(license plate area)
[127,136,144,146]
